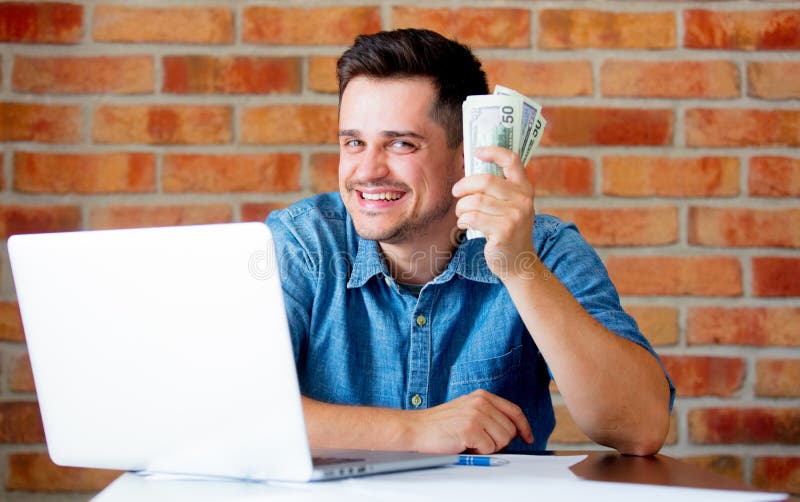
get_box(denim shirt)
[266,193,675,452]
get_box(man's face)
[338,77,463,245]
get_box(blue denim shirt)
[266,193,675,452]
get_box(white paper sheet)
[93,455,788,502]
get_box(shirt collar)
[347,235,389,289]
[347,231,499,289]
[444,238,500,284]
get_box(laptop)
[8,222,457,482]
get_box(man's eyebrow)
[338,129,425,139]
[384,130,425,141]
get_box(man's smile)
[354,188,409,211]
[360,190,405,201]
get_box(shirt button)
[384,276,392,286]
[411,394,423,407]
[416,315,427,327]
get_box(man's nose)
[356,146,390,180]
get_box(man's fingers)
[452,172,512,200]
[495,400,534,444]
[474,146,526,185]
[455,193,507,218]
[477,390,535,444]
[464,429,498,455]
[418,391,533,454]
[481,410,520,451]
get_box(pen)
[456,455,509,466]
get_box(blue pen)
[456,455,509,466]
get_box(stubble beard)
[346,166,461,245]
[361,192,456,245]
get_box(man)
[266,28,674,456]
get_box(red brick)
[0,102,81,143]
[689,408,800,444]
[9,353,34,393]
[603,156,739,197]
[689,207,800,248]
[753,257,800,297]
[241,105,337,145]
[539,10,675,49]
[308,56,338,94]
[6,452,120,492]
[93,5,232,44]
[749,62,800,99]
[681,455,744,482]
[0,2,82,43]
[14,152,155,194]
[483,60,592,97]
[624,306,679,346]
[606,256,742,296]
[90,205,231,230]
[94,105,232,144]
[756,359,800,398]
[0,302,24,342]
[392,7,530,48]
[163,56,300,95]
[0,402,44,443]
[162,154,301,193]
[686,109,800,147]
[749,157,800,197]
[661,356,745,397]
[545,206,678,247]
[528,156,593,196]
[244,6,379,45]
[310,152,339,193]
[688,307,800,346]
[542,107,673,147]
[601,60,738,98]
[240,203,291,223]
[0,205,81,239]
[13,55,153,94]
[753,457,800,495]
[685,10,800,50]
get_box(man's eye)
[390,140,416,152]
[343,139,363,148]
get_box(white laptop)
[8,222,457,482]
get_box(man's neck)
[379,227,461,285]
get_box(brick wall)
[0,1,798,498]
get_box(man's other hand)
[408,389,534,454]
[452,146,537,279]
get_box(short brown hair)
[337,29,488,148]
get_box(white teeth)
[361,191,403,201]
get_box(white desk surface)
[92,454,787,502]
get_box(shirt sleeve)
[535,216,676,411]
[266,209,317,364]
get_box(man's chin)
[353,224,406,244]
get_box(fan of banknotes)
[462,85,547,239]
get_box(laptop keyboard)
[312,456,364,466]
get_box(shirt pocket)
[446,345,523,401]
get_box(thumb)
[475,146,526,184]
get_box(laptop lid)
[9,223,318,481]
[9,222,457,482]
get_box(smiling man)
[266,29,674,455]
